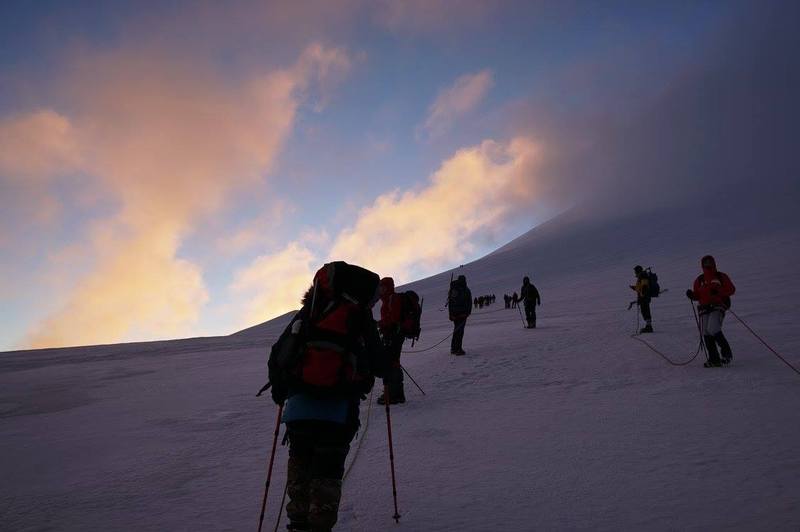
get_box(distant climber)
[686,255,736,367]
[631,265,654,333]
[520,276,541,328]
[377,277,406,405]
[447,275,472,356]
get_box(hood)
[379,276,395,298]
[701,255,718,273]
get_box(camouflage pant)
[285,420,357,531]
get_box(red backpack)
[273,261,380,396]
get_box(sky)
[1,0,796,350]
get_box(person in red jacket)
[377,277,406,404]
[686,255,736,367]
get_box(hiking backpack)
[448,281,471,315]
[646,268,661,297]
[398,290,422,340]
[269,261,380,398]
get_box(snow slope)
[2,195,799,531]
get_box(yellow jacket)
[631,275,649,298]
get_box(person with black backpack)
[520,276,541,328]
[377,277,406,405]
[630,265,655,333]
[448,275,472,356]
[266,261,389,532]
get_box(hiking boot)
[704,360,723,367]
[715,332,733,361]
[454,349,466,356]
[639,324,653,334]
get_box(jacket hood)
[701,255,717,272]
[379,277,395,293]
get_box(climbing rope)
[402,333,452,353]
[629,299,707,366]
[403,306,523,354]
[631,334,705,366]
[343,387,376,482]
[727,309,800,377]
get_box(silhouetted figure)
[448,275,472,356]
[520,276,541,328]
[267,262,388,532]
[377,277,405,405]
[631,265,653,333]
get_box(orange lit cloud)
[230,242,318,328]
[27,225,208,348]
[329,137,540,280]
[0,110,82,182]
[420,70,494,140]
[231,136,541,327]
[1,44,352,348]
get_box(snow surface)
[2,199,800,531]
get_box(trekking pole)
[273,484,288,532]
[400,364,426,395]
[257,404,284,532]
[383,385,401,523]
[689,297,708,361]
[516,303,526,328]
[411,297,424,348]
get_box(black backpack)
[448,280,471,315]
[398,291,422,340]
[646,268,661,298]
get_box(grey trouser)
[700,308,725,336]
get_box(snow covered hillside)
[2,195,799,531]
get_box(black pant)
[639,297,652,322]
[524,302,537,327]
[451,317,467,353]
[382,333,405,399]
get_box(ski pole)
[516,303,526,328]
[400,364,426,395]
[257,404,284,532]
[383,385,401,523]
[411,297,424,348]
[689,297,708,361]
[273,484,288,532]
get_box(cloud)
[229,136,541,326]
[26,225,208,348]
[373,0,494,34]
[329,136,540,281]
[215,200,295,257]
[1,43,352,348]
[230,242,318,328]
[0,110,82,182]
[420,70,494,140]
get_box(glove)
[271,384,287,406]
[685,289,694,299]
